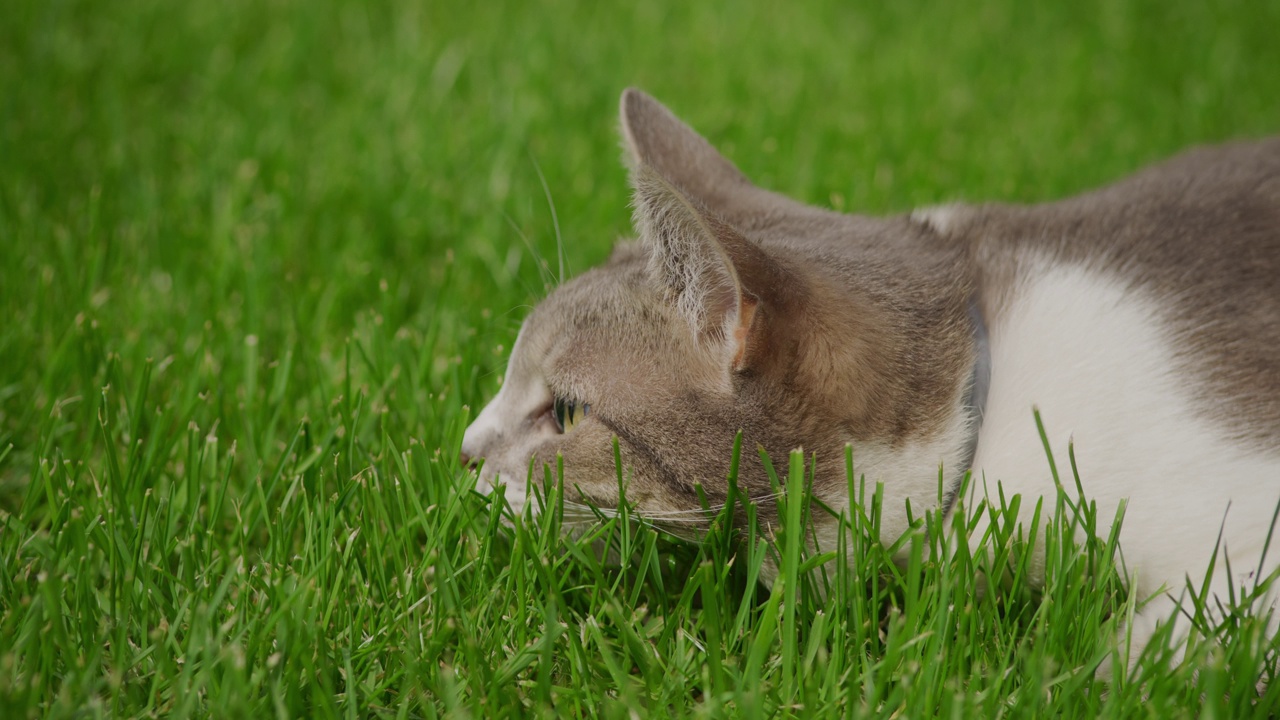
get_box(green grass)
[3,0,1280,716]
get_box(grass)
[2,0,1279,716]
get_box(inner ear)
[731,294,760,368]
[630,165,757,371]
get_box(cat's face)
[461,246,752,520]
[462,238,854,526]
[460,89,975,535]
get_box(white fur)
[808,409,973,565]
[969,261,1280,654]
[462,321,551,511]
[910,204,965,235]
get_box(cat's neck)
[944,297,991,516]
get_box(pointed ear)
[631,165,759,371]
[619,88,818,232]
[620,88,752,203]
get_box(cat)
[460,88,1280,664]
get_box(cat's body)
[461,89,1280,661]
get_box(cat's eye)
[552,397,590,434]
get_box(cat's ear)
[631,165,758,371]
[619,88,818,232]
[620,88,752,210]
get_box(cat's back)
[1056,135,1280,274]
[968,135,1280,291]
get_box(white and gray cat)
[461,89,1280,660]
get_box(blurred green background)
[6,0,1278,454]
[5,1,1277,412]
[2,0,1278,715]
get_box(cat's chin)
[473,469,540,520]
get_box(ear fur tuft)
[621,88,787,373]
[630,165,760,372]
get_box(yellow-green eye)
[553,397,590,433]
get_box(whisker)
[501,212,555,297]
[528,150,568,287]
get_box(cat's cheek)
[537,427,620,503]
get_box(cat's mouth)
[473,465,534,514]
[472,457,676,527]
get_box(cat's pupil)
[553,397,590,433]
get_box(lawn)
[2,0,1279,717]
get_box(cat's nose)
[460,404,495,470]
[460,417,487,470]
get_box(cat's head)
[460,89,975,533]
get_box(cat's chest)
[975,263,1183,477]
[967,261,1280,585]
